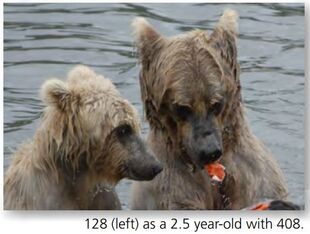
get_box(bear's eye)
[116,124,132,137]
[174,104,193,120]
[209,101,224,116]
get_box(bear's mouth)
[187,151,223,171]
[199,154,222,168]
[123,163,163,181]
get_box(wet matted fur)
[131,9,288,210]
[4,65,161,210]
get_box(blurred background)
[3,3,305,209]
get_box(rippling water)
[3,3,305,209]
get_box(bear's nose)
[152,164,163,176]
[199,148,222,164]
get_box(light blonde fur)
[4,65,140,209]
[218,9,239,34]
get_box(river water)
[3,3,305,209]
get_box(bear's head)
[40,65,162,185]
[132,10,241,169]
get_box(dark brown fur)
[131,10,288,210]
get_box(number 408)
[277,218,302,229]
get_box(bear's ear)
[41,79,71,110]
[216,9,238,35]
[68,64,97,84]
[209,9,239,81]
[132,17,164,68]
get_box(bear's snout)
[152,164,163,177]
[125,157,163,181]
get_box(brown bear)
[130,9,289,210]
[4,65,162,210]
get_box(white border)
[1,1,308,234]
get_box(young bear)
[4,65,162,210]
